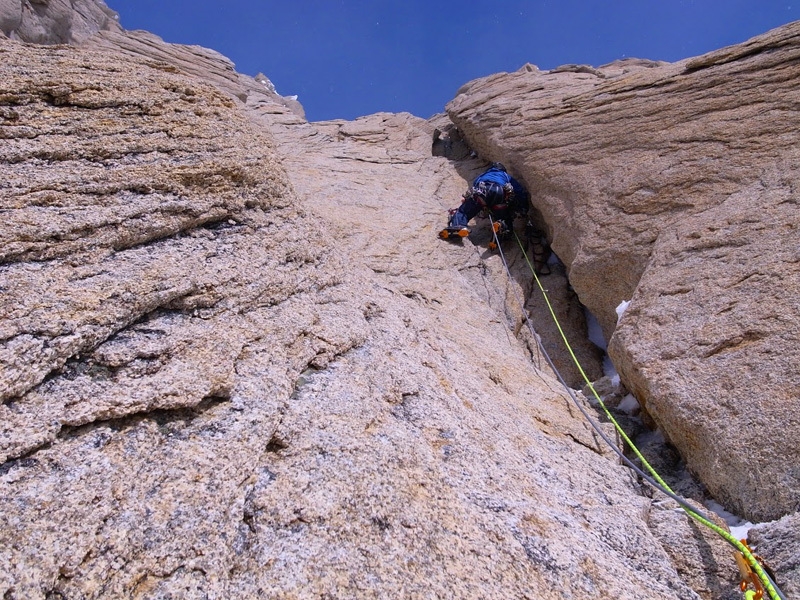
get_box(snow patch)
[583,308,622,385]
[617,393,640,415]
[616,299,630,323]
[705,499,755,540]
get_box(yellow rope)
[508,229,784,600]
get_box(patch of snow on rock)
[615,299,630,324]
[705,499,755,540]
[617,393,640,415]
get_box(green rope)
[509,229,784,600]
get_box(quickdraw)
[735,540,777,600]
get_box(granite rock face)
[0,0,303,117]
[0,3,797,600]
[0,0,121,43]
[0,32,756,600]
[447,23,800,523]
[0,34,363,597]
[83,29,306,117]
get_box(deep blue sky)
[105,1,798,122]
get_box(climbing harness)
[483,216,787,600]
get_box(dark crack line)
[565,432,605,456]
[59,394,232,441]
[0,394,231,474]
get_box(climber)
[439,162,530,241]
